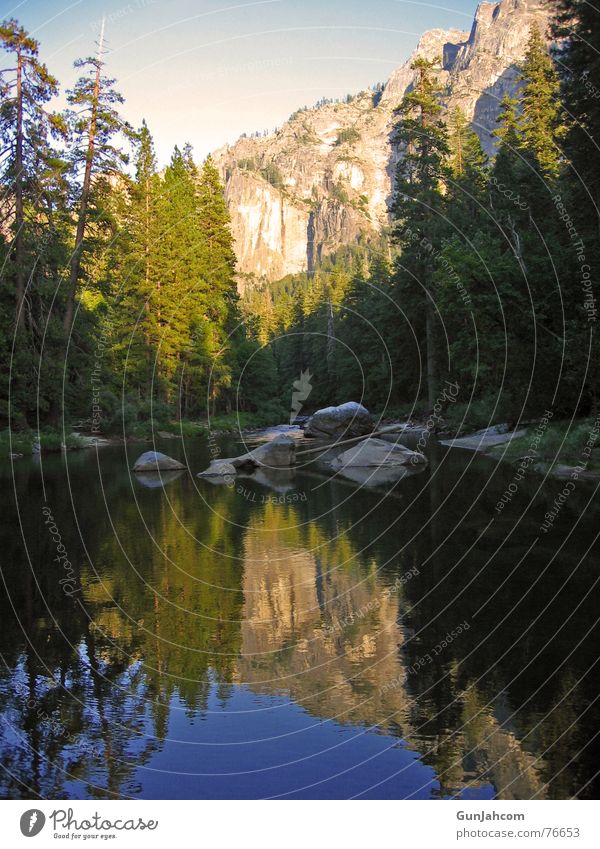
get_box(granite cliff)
[211,0,551,282]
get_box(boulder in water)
[133,451,186,472]
[305,402,372,439]
[197,434,296,477]
[198,461,237,479]
[331,437,426,469]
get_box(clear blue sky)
[2,0,482,164]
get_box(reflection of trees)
[90,480,245,711]
[1,447,599,798]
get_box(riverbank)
[4,412,599,482]
[0,412,280,457]
[442,417,600,480]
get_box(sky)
[1,0,483,165]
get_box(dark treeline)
[0,21,281,436]
[246,4,599,428]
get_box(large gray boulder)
[197,434,296,477]
[305,402,372,439]
[133,451,186,472]
[331,437,426,469]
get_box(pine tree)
[554,0,600,234]
[0,19,64,331]
[446,106,488,227]
[553,0,600,408]
[447,106,487,182]
[197,154,237,324]
[391,57,449,408]
[63,22,129,340]
[519,23,563,178]
[106,121,159,402]
[196,154,238,415]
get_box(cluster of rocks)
[193,402,427,481]
[131,403,428,487]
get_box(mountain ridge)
[212,0,551,283]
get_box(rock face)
[213,0,550,281]
[133,451,186,472]
[304,402,372,439]
[198,434,296,476]
[331,437,427,468]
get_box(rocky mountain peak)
[213,0,551,283]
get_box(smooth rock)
[133,451,186,472]
[197,434,296,477]
[441,426,527,451]
[305,402,372,439]
[198,461,237,479]
[212,0,548,282]
[331,437,426,469]
[74,434,111,448]
[249,434,296,467]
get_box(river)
[0,430,598,799]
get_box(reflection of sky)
[8,0,480,164]
[132,684,442,800]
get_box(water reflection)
[0,437,598,799]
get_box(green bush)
[331,182,350,204]
[443,397,500,435]
[260,162,284,189]
[0,429,85,455]
[335,127,360,146]
[137,398,172,429]
[491,419,600,467]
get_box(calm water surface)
[0,431,598,799]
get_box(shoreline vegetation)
[3,411,599,480]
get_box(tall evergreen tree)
[391,57,449,408]
[553,0,600,409]
[554,0,600,235]
[519,23,563,178]
[105,121,159,402]
[63,22,129,340]
[0,19,64,330]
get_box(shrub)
[443,397,500,435]
[335,127,360,146]
[260,162,284,189]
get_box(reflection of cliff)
[459,688,546,799]
[235,504,548,797]
[237,513,412,733]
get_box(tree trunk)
[326,298,336,398]
[63,22,104,338]
[426,293,438,409]
[15,48,25,331]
